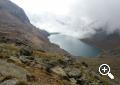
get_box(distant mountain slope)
[82,29,120,50]
[0,0,68,55]
[0,0,29,23]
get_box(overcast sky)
[10,0,120,38]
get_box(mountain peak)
[0,0,30,23]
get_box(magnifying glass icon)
[99,64,114,79]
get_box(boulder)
[50,66,67,77]
[69,78,77,85]
[0,79,18,85]
[0,60,30,81]
[64,67,81,78]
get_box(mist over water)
[11,0,120,38]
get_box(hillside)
[82,29,120,50]
[0,0,69,55]
[0,0,117,85]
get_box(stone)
[34,64,43,69]
[69,78,77,85]
[0,79,18,85]
[0,60,29,81]
[7,56,22,64]
[19,56,36,66]
[50,66,67,77]
[64,67,81,78]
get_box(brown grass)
[33,50,64,60]
[78,57,120,82]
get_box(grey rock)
[64,67,81,78]
[0,60,29,81]
[0,79,18,85]
[69,78,77,85]
[50,66,67,77]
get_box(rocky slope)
[0,0,116,85]
[0,43,114,85]
[0,0,68,55]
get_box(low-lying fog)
[11,0,120,38]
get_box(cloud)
[72,0,120,33]
[11,0,120,38]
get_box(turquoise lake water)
[49,34,101,57]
